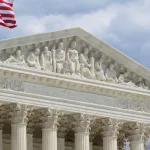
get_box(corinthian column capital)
[125,122,148,150]
[128,122,149,142]
[74,113,95,133]
[102,118,123,137]
[10,103,33,124]
[42,108,63,129]
[129,122,146,134]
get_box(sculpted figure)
[40,46,53,71]
[105,63,118,83]
[145,80,150,90]
[118,71,137,87]
[66,41,80,75]
[100,54,106,71]
[79,47,95,79]
[95,57,106,81]
[137,77,148,90]
[53,42,67,74]
[27,48,41,69]
[4,49,26,66]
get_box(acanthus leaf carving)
[73,113,95,133]
[124,122,150,145]
[10,103,33,124]
[102,118,123,137]
[41,108,63,129]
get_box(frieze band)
[0,38,149,90]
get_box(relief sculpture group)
[2,40,149,90]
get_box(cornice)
[0,64,149,101]
[0,89,150,123]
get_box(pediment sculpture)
[0,37,149,90]
[27,48,41,69]
[4,49,26,66]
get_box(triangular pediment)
[0,27,149,90]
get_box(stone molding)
[0,89,150,123]
[0,66,150,115]
[0,64,149,95]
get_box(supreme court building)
[0,28,150,150]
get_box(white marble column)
[74,114,94,150]
[11,104,31,150]
[0,115,4,150]
[89,133,95,150]
[89,142,93,150]
[42,109,62,150]
[27,134,33,150]
[57,132,66,150]
[58,138,65,150]
[0,129,3,150]
[102,118,122,150]
[129,123,146,150]
[75,132,89,150]
[27,127,33,150]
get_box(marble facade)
[0,28,150,150]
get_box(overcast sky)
[0,0,150,149]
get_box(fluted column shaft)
[89,142,93,150]
[74,114,94,150]
[11,123,27,150]
[75,132,89,150]
[27,134,33,150]
[130,135,145,150]
[0,130,3,150]
[102,118,122,150]
[129,123,147,150]
[11,104,31,150]
[42,128,57,150]
[103,132,117,150]
[58,138,65,150]
[42,109,62,150]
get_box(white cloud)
[2,5,117,38]
[120,0,150,30]
[4,0,150,38]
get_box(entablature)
[0,63,149,108]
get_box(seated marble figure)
[40,46,53,71]
[118,71,137,87]
[53,42,68,74]
[66,41,80,75]
[4,49,26,66]
[105,63,118,83]
[27,48,41,69]
[137,76,148,90]
[95,57,106,81]
[79,47,95,79]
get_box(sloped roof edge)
[0,27,149,81]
